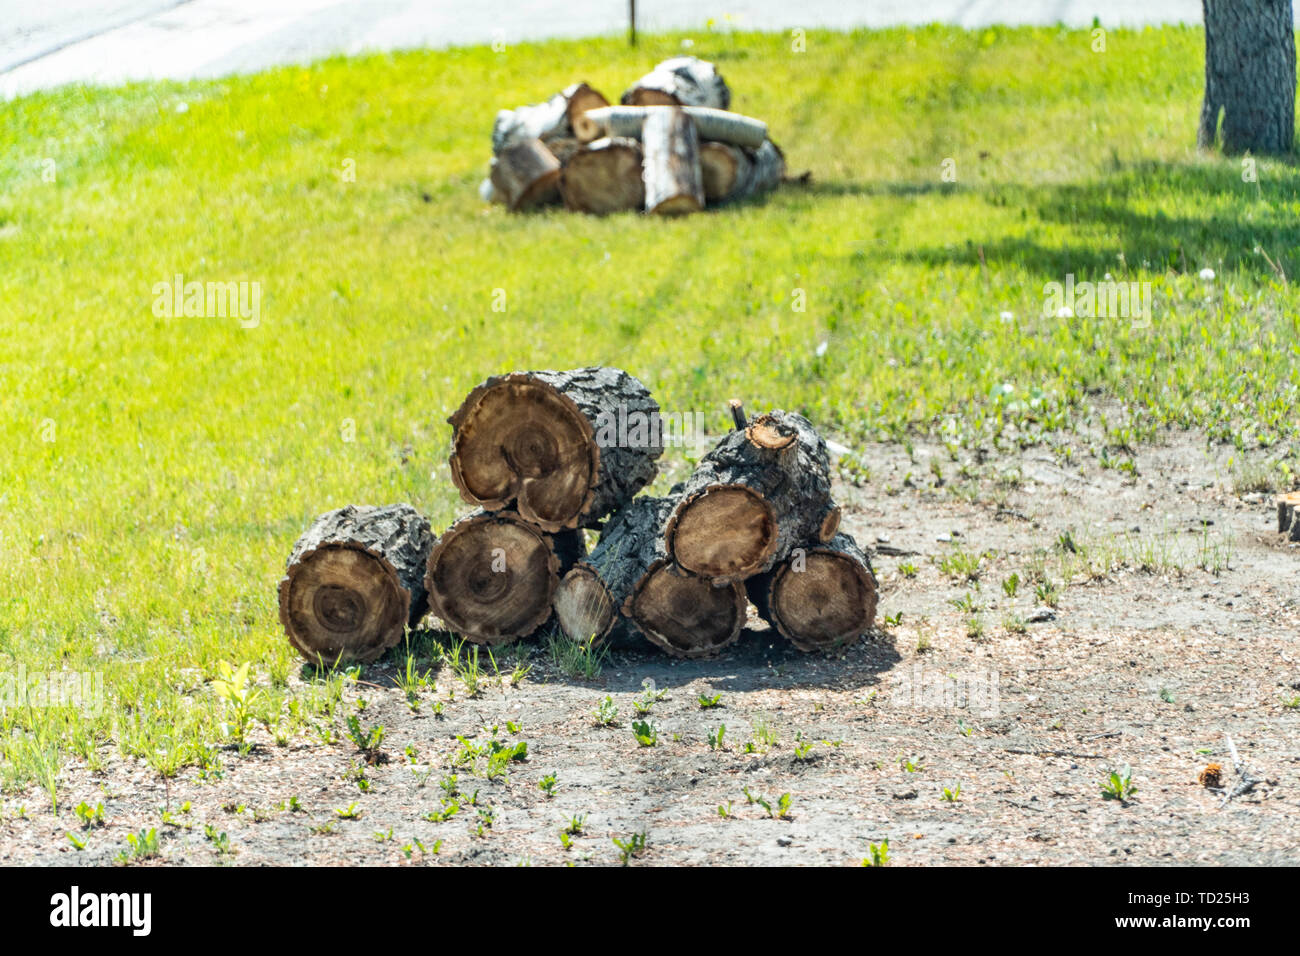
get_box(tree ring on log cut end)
[628,559,746,658]
[280,545,407,665]
[449,376,598,531]
[746,414,797,450]
[668,485,777,580]
[818,505,842,543]
[1276,491,1300,534]
[769,550,878,652]
[552,564,617,645]
[425,512,559,645]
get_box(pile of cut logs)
[480,56,786,215]
[278,367,877,665]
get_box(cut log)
[579,105,768,149]
[556,494,748,655]
[700,139,786,203]
[490,138,561,211]
[565,83,612,142]
[747,532,878,653]
[560,137,645,214]
[1277,491,1300,540]
[492,82,610,154]
[551,494,662,647]
[642,107,703,215]
[278,504,433,665]
[621,57,731,110]
[628,558,747,658]
[448,367,663,531]
[665,410,837,584]
[699,142,751,202]
[425,510,585,645]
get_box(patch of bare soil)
[3,430,1297,866]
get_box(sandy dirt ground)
[3,428,1298,866]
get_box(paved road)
[0,0,1257,100]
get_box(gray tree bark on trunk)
[1199,0,1296,154]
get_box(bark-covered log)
[621,57,731,110]
[699,142,751,202]
[492,82,610,154]
[1278,491,1300,540]
[560,137,645,214]
[642,107,703,215]
[278,504,433,665]
[424,509,585,645]
[746,532,878,652]
[553,495,670,646]
[490,138,561,211]
[448,367,663,531]
[579,105,768,148]
[628,558,747,658]
[665,410,838,584]
[699,139,785,202]
[554,493,746,657]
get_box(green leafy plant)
[1101,766,1138,801]
[862,840,890,867]
[631,719,658,747]
[211,661,259,743]
[612,830,648,865]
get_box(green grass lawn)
[2,25,1299,799]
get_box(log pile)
[479,57,787,216]
[279,371,875,663]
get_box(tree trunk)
[560,137,646,214]
[278,504,433,665]
[665,410,839,584]
[424,509,585,645]
[700,139,786,203]
[448,367,663,531]
[642,107,704,215]
[490,138,561,211]
[1199,0,1296,154]
[580,105,768,148]
[746,532,878,652]
[621,56,731,110]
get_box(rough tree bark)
[448,367,663,531]
[424,509,585,645]
[560,137,646,214]
[746,532,878,652]
[553,495,675,647]
[642,107,704,215]
[665,410,839,584]
[1199,0,1296,154]
[621,56,731,109]
[278,504,433,664]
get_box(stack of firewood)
[278,367,877,665]
[479,57,786,215]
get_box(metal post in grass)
[629,0,637,46]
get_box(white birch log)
[578,105,767,149]
[492,82,610,155]
[622,57,731,110]
[642,107,703,215]
[490,138,561,211]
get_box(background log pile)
[479,57,787,216]
[279,368,875,664]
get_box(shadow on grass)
[852,159,1300,278]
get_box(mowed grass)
[1,25,1299,799]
